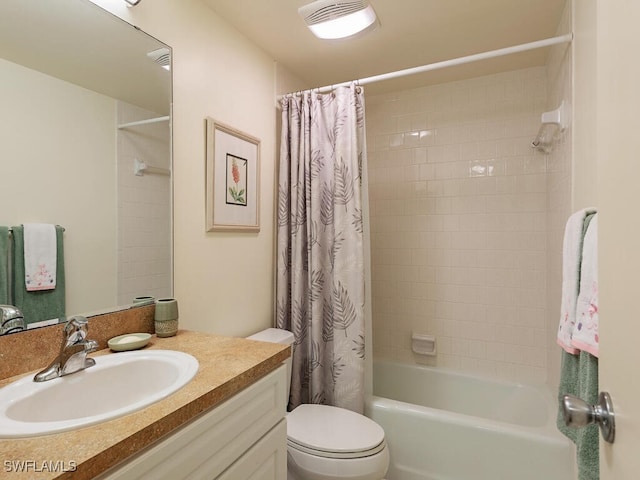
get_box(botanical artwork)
[205,118,260,232]
[276,84,367,414]
[226,154,247,206]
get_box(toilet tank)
[246,328,294,402]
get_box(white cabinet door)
[98,366,287,480]
[217,419,287,480]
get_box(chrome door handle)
[562,391,615,443]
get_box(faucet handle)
[65,315,89,331]
[63,315,90,346]
[63,315,98,354]
[84,339,99,354]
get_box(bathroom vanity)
[0,331,290,479]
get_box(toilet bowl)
[247,328,389,480]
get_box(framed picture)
[205,118,260,232]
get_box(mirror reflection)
[0,0,172,333]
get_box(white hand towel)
[571,214,599,357]
[23,223,57,291]
[557,209,596,354]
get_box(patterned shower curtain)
[276,84,367,413]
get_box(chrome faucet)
[34,315,99,382]
[0,305,25,335]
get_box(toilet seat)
[286,404,386,459]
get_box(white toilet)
[247,328,389,480]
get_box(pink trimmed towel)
[571,214,599,357]
[23,223,57,291]
[557,209,596,354]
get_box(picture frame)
[205,118,260,232]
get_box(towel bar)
[7,226,65,236]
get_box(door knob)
[562,391,615,443]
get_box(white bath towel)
[557,209,596,354]
[23,223,57,291]
[571,214,599,357]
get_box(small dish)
[107,333,152,352]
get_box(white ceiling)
[0,0,171,115]
[204,0,568,95]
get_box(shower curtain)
[276,84,367,413]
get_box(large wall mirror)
[0,0,172,333]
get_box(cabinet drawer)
[99,365,287,480]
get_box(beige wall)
[572,0,598,211]
[275,62,309,98]
[598,1,640,476]
[0,58,118,316]
[91,0,278,337]
[545,0,599,391]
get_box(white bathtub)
[365,360,576,480]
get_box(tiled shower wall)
[116,101,172,306]
[366,67,550,384]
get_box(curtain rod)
[283,33,573,96]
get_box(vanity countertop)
[0,330,290,479]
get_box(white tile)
[410,114,428,131]
[403,165,420,182]
[435,126,456,145]
[435,163,454,180]
[469,160,487,177]
[443,144,461,163]
[397,115,412,133]
[427,145,445,163]
[419,163,435,181]
[413,147,428,164]
[442,179,462,197]
[404,131,422,147]
[389,133,404,149]
[487,158,506,177]
[375,135,390,150]
[419,130,435,146]
[460,142,479,161]
[476,177,497,195]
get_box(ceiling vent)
[298,0,379,40]
[147,47,170,71]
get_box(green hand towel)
[557,350,599,480]
[11,225,66,326]
[0,227,8,305]
[557,211,599,480]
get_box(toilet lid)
[286,404,386,457]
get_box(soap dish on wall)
[411,332,436,356]
[108,333,152,352]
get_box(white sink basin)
[0,350,199,438]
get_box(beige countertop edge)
[0,330,291,480]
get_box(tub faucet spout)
[33,315,98,382]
